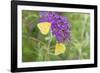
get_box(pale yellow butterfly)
[37,22,51,35]
[55,43,66,55]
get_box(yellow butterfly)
[55,43,66,55]
[37,22,51,35]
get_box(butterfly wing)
[37,22,51,35]
[55,43,66,55]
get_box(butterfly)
[55,43,66,55]
[37,22,51,35]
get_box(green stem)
[23,35,46,46]
[78,47,82,59]
[78,15,88,60]
[45,32,52,61]
[23,35,50,52]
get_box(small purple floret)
[39,11,71,43]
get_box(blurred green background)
[22,10,90,62]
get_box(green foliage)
[22,10,90,62]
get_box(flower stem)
[78,47,82,59]
[46,32,52,61]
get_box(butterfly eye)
[55,43,66,55]
[37,22,51,35]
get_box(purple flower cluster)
[39,11,71,43]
